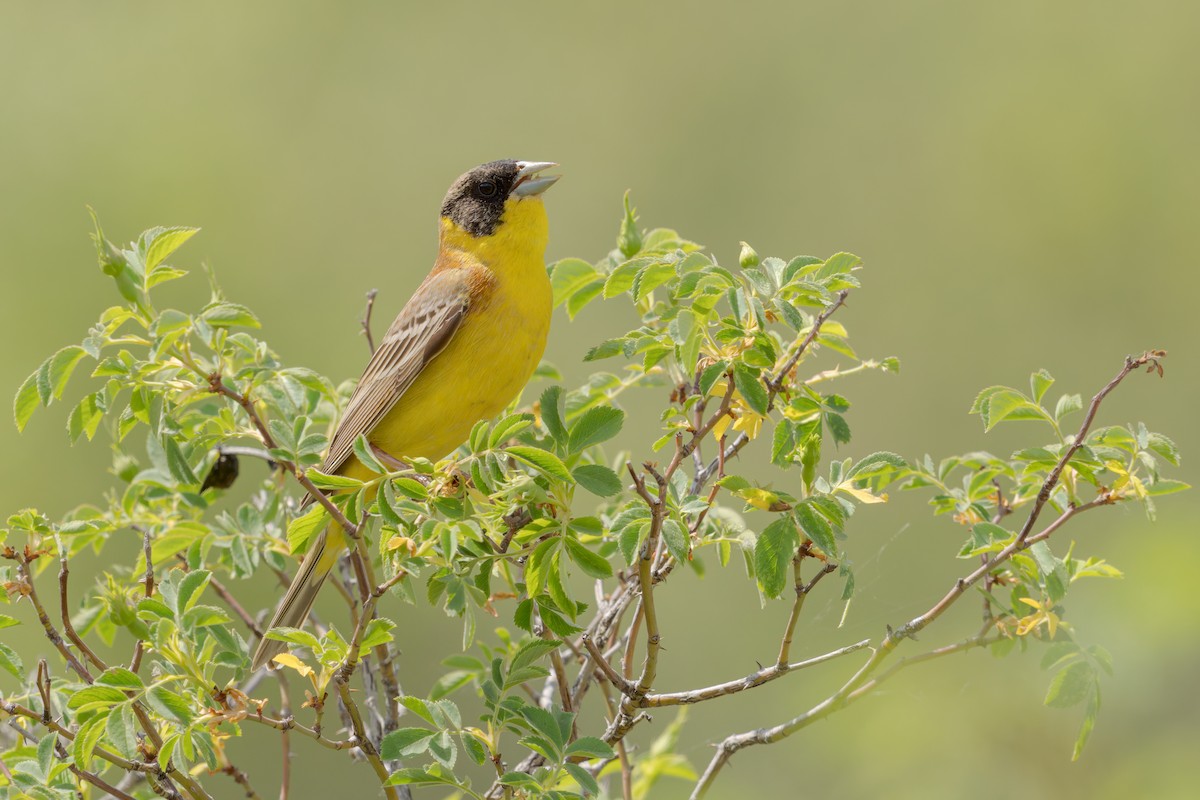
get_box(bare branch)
[645,638,870,708]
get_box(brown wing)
[317,267,472,478]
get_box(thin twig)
[277,670,292,800]
[644,639,870,708]
[777,556,836,668]
[765,289,850,395]
[361,289,379,355]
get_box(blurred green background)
[2,1,1196,797]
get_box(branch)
[1014,351,1161,544]
[12,550,91,681]
[687,352,1164,796]
[690,634,996,799]
[643,639,869,708]
[361,288,379,355]
[777,556,836,668]
[766,289,850,395]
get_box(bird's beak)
[513,161,560,197]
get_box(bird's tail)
[251,528,336,671]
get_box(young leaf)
[754,517,797,598]
[568,406,625,453]
[507,446,573,482]
[572,464,622,497]
[564,536,613,578]
[540,385,567,446]
[733,363,769,416]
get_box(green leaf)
[261,623,319,652]
[73,714,108,771]
[14,366,41,431]
[550,258,601,307]
[565,536,613,578]
[0,642,24,679]
[540,385,567,445]
[568,406,625,453]
[817,252,861,278]
[566,278,605,319]
[399,695,436,725]
[48,346,87,401]
[565,736,615,760]
[633,260,676,302]
[175,569,211,614]
[604,257,645,298]
[572,464,622,497]
[304,468,365,490]
[96,667,144,691]
[380,727,436,760]
[163,436,199,485]
[617,191,642,257]
[583,338,624,361]
[976,388,1050,431]
[385,768,445,786]
[795,501,836,557]
[754,517,796,598]
[1146,432,1180,466]
[146,686,193,724]
[67,685,126,712]
[1073,692,1100,761]
[352,434,387,474]
[511,638,562,671]
[67,391,106,441]
[520,704,566,750]
[488,413,535,449]
[1145,479,1190,496]
[143,226,199,271]
[525,537,560,598]
[0,614,18,630]
[1030,369,1055,403]
[156,733,179,774]
[660,518,689,564]
[106,703,139,758]
[201,302,260,329]
[359,618,397,653]
[1045,661,1095,709]
[286,505,328,555]
[1054,393,1084,421]
[565,762,601,797]
[507,446,573,482]
[844,451,907,481]
[37,731,55,777]
[732,363,769,416]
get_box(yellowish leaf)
[740,488,778,511]
[839,485,888,504]
[271,653,313,679]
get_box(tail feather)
[251,533,332,671]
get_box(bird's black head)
[440,160,559,238]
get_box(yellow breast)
[341,196,552,480]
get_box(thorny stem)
[777,556,836,668]
[277,670,292,800]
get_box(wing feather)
[317,269,472,478]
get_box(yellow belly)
[338,195,552,483]
[372,284,549,461]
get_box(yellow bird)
[251,160,559,670]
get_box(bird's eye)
[477,180,498,198]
